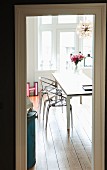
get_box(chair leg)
[45,105,50,129]
[39,91,46,114]
[43,95,54,119]
[70,104,73,132]
[61,99,63,113]
[39,92,43,114]
[60,97,63,113]
[43,99,48,120]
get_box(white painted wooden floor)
[29,95,92,170]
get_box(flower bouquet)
[70,53,85,72]
[70,53,85,73]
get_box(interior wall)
[26,17,36,86]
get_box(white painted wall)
[26,17,35,86]
[26,17,56,91]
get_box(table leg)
[80,96,82,104]
[66,96,70,132]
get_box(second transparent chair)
[38,76,57,114]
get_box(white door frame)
[15,4,106,170]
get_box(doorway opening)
[26,14,94,170]
[15,4,106,170]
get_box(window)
[59,31,76,71]
[38,15,94,71]
[82,15,94,67]
[58,15,77,23]
[40,31,53,70]
[41,16,52,24]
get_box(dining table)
[52,70,92,133]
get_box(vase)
[74,64,79,74]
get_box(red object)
[70,53,85,65]
[27,82,38,97]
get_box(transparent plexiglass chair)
[44,87,73,131]
[38,76,57,114]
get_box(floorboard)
[28,95,92,170]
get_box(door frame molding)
[15,4,106,170]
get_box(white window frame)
[38,15,80,71]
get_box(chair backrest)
[39,77,66,104]
[45,86,63,102]
[39,76,56,92]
